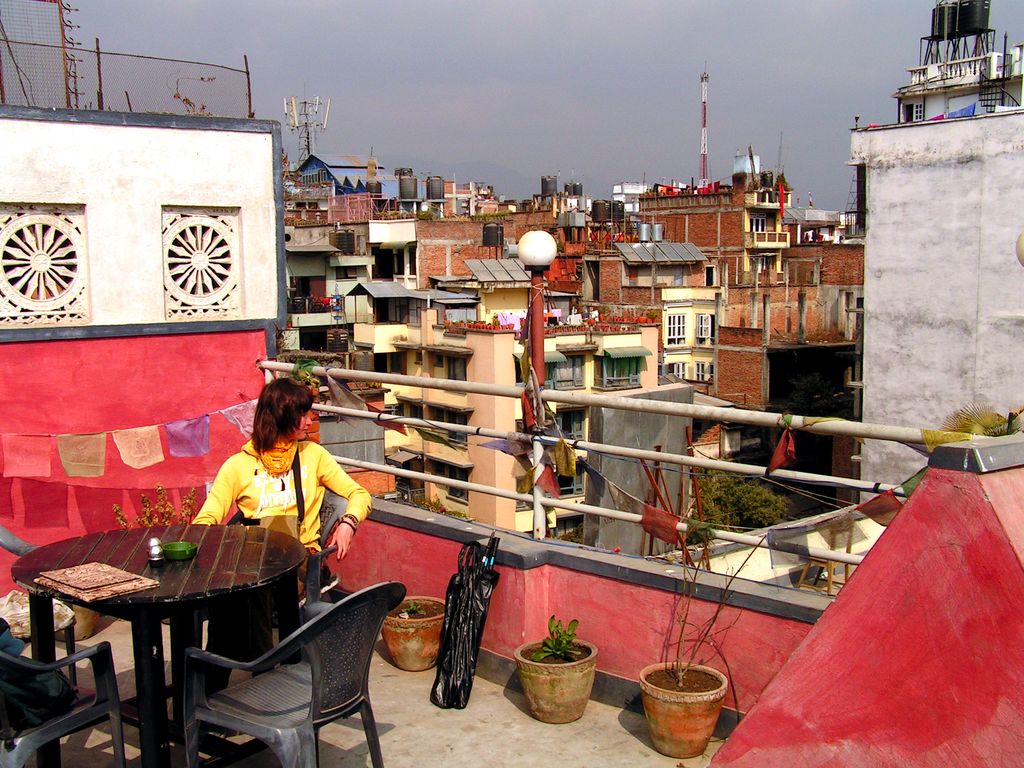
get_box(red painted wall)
[341,515,814,712]
[0,330,269,590]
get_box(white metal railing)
[259,361,958,566]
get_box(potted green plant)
[514,615,597,724]
[381,596,445,671]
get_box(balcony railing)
[744,230,790,249]
[287,296,332,314]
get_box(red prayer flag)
[779,179,785,221]
[854,489,903,526]
[765,428,797,476]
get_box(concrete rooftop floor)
[34,615,724,768]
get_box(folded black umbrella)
[430,535,500,709]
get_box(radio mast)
[698,70,710,190]
[284,96,331,162]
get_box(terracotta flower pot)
[514,639,597,724]
[381,596,445,671]
[638,663,727,758]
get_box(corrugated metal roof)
[347,282,416,299]
[514,350,568,363]
[615,242,706,264]
[285,244,340,254]
[311,153,372,169]
[417,288,479,305]
[464,259,531,282]
[603,346,653,358]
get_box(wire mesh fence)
[1,39,252,117]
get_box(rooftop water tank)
[592,200,610,223]
[541,176,558,196]
[652,223,665,242]
[638,223,652,242]
[365,179,382,196]
[426,176,444,201]
[611,201,625,222]
[482,222,504,247]
[572,182,583,196]
[399,174,418,200]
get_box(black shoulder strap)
[292,444,306,526]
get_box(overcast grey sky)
[73,1,1024,211]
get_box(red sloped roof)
[711,466,1024,767]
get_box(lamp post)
[517,230,557,539]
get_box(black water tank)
[337,230,356,255]
[592,200,610,222]
[426,176,444,200]
[572,182,583,196]
[611,201,625,222]
[955,0,990,35]
[365,179,382,196]
[541,176,558,196]
[482,222,504,247]
[399,174,418,200]
[564,183,575,195]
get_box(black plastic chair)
[184,580,406,768]
[0,525,78,688]
[302,545,339,618]
[0,642,125,768]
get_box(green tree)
[695,472,787,536]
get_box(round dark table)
[13,524,307,768]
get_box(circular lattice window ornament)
[164,215,237,309]
[0,214,85,312]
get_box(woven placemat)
[36,562,159,602]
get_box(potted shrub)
[381,596,445,671]
[514,615,597,724]
[637,532,755,758]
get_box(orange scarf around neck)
[255,440,298,475]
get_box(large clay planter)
[381,596,444,671]
[514,640,597,724]
[639,663,727,758]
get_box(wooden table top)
[12,525,306,606]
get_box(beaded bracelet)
[340,513,360,533]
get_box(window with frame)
[436,355,467,381]
[695,362,715,382]
[668,362,687,379]
[705,265,716,286]
[553,356,584,389]
[596,355,644,388]
[402,402,423,420]
[696,313,714,341]
[558,468,584,496]
[749,213,767,233]
[666,314,686,346]
[555,409,585,441]
[427,460,470,500]
[427,405,469,444]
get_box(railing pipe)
[258,361,929,444]
[312,401,903,496]
[332,455,865,566]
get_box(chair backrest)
[303,580,405,724]
[0,526,35,558]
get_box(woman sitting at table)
[192,376,371,691]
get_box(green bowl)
[163,541,198,561]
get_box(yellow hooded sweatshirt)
[192,440,371,551]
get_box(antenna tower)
[698,70,710,189]
[284,95,331,162]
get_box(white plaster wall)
[851,111,1024,484]
[0,116,278,326]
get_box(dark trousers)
[204,587,274,693]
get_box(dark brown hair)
[251,377,314,452]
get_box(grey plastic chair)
[0,525,77,688]
[0,642,125,768]
[184,580,406,768]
